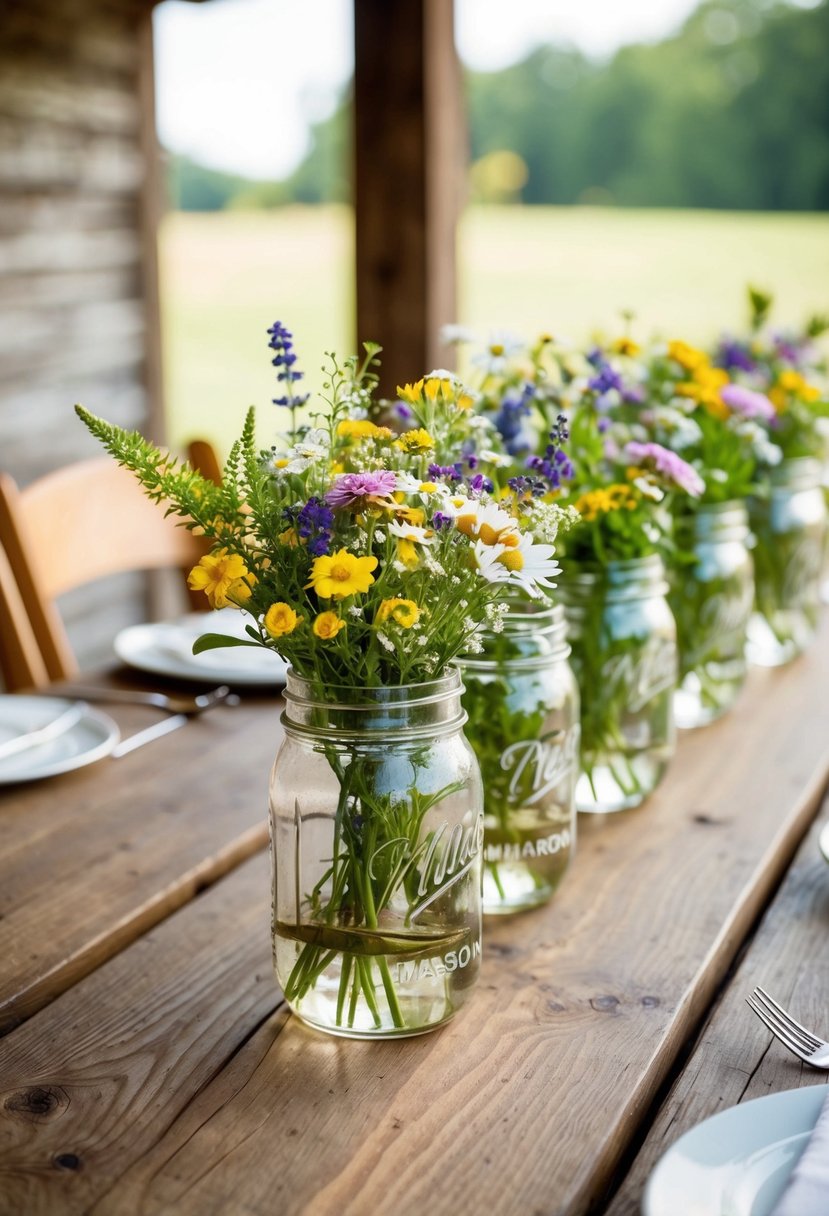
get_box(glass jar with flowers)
[633,340,768,727]
[77,324,564,1038]
[713,291,829,666]
[553,375,705,811]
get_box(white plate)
[644,1085,829,1216]
[114,611,287,687]
[819,823,829,864]
[0,696,119,785]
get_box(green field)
[160,205,829,459]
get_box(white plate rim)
[0,696,120,785]
[643,1084,829,1216]
[819,822,829,864]
[113,616,287,687]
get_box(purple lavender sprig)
[268,321,310,410]
[525,414,573,490]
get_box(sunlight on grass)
[160,205,829,460]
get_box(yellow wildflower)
[676,364,729,418]
[397,538,420,569]
[456,392,475,411]
[424,377,448,402]
[264,602,302,638]
[395,505,426,526]
[668,340,708,372]
[770,370,821,411]
[337,419,392,440]
[397,380,424,404]
[187,549,254,609]
[278,527,300,547]
[307,549,378,599]
[376,598,421,628]
[611,337,641,357]
[394,428,435,454]
[312,611,346,640]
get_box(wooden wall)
[0,0,169,672]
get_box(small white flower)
[440,324,476,345]
[377,631,395,653]
[471,330,525,375]
[633,477,664,502]
[479,448,511,467]
[387,520,435,545]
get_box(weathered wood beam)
[354,0,464,396]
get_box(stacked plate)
[114,610,288,686]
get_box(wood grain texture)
[0,854,281,1216]
[71,626,829,1216]
[0,693,280,1033]
[354,0,462,394]
[606,794,829,1216]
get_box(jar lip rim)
[284,666,462,703]
[680,499,748,516]
[560,553,665,576]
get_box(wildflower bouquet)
[77,324,567,1037]
[552,374,706,809]
[713,290,829,664]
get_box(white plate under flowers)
[114,610,287,687]
[643,1085,829,1216]
[0,696,119,784]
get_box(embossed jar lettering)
[459,599,579,915]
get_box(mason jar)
[458,599,579,916]
[269,669,483,1039]
[670,502,755,729]
[748,458,827,667]
[559,555,677,814]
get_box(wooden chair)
[0,457,209,691]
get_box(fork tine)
[753,986,823,1049]
[751,992,819,1051]
[746,996,811,1062]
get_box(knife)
[0,703,85,763]
[111,713,189,758]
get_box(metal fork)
[746,986,829,1069]
[44,684,241,715]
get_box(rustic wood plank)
[0,695,279,1034]
[73,625,829,1216]
[0,854,281,1216]
[605,795,829,1216]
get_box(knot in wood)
[54,1153,82,1171]
[4,1085,69,1122]
[590,994,620,1013]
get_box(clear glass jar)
[559,555,677,814]
[458,599,579,916]
[747,458,827,667]
[670,502,755,730]
[269,669,483,1039]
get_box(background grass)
[160,205,829,458]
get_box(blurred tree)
[167,0,829,212]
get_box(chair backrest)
[0,458,206,690]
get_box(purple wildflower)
[508,475,547,498]
[395,402,413,421]
[597,417,611,434]
[624,441,704,498]
[715,339,755,374]
[296,496,334,556]
[325,470,397,510]
[468,472,494,494]
[720,384,776,422]
[494,383,534,455]
[432,511,454,531]
[428,462,462,483]
[268,321,309,409]
[588,356,623,396]
[525,414,573,489]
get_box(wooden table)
[0,626,828,1216]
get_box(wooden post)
[137,6,166,446]
[354,0,464,396]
